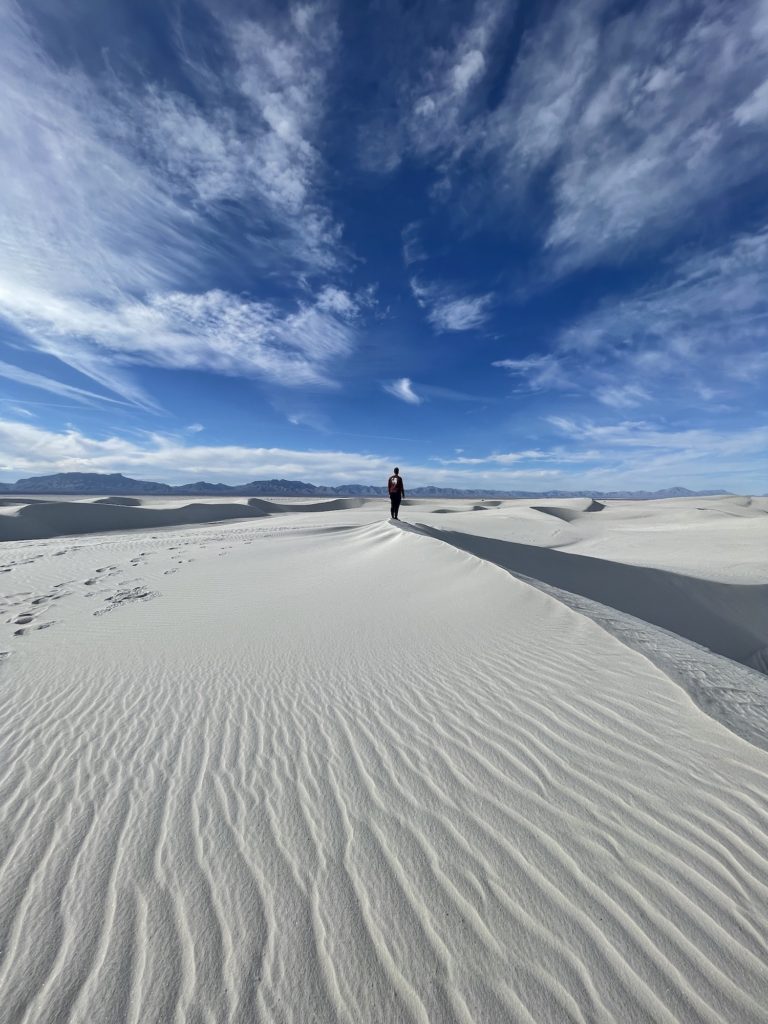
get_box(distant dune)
[0,495,373,541]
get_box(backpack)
[388,475,400,494]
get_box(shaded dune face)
[247,497,367,513]
[532,499,605,522]
[0,496,371,541]
[413,523,768,672]
[1,518,768,1023]
[93,496,143,507]
[0,500,274,541]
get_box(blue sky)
[1,0,767,491]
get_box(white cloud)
[734,78,768,125]
[436,447,604,465]
[0,416,761,491]
[411,278,493,331]
[131,3,343,266]
[356,0,511,174]
[286,410,331,432]
[497,224,768,402]
[0,359,130,407]
[367,0,768,271]
[492,354,572,390]
[384,378,422,404]
[430,295,493,332]
[0,418,388,483]
[407,0,510,160]
[0,2,351,407]
[401,221,427,266]
[0,418,560,488]
[0,4,195,302]
[548,416,768,456]
[595,384,650,409]
[564,225,768,386]
[186,423,204,433]
[0,285,363,394]
[510,0,768,268]
[537,416,768,490]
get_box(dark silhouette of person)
[388,467,404,520]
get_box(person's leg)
[390,494,397,518]
[393,495,401,520]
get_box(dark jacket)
[388,474,404,496]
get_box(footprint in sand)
[94,585,160,616]
[14,621,55,636]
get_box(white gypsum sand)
[1,496,767,1023]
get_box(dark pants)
[390,494,401,519]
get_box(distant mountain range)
[0,472,731,500]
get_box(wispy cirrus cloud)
[0,360,130,407]
[494,224,768,404]
[0,1,353,407]
[411,278,493,332]
[136,3,342,267]
[594,384,651,410]
[401,222,427,266]
[0,285,365,395]
[384,377,422,404]
[363,0,768,271]
[492,353,573,391]
[548,416,768,456]
[428,415,768,491]
[435,447,603,465]
[541,416,768,490]
[355,0,513,175]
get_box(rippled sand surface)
[1,499,768,1023]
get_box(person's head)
[393,467,399,475]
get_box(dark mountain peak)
[11,472,174,494]
[0,471,732,500]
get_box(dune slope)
[1,519,768,1023]
[415,524,768,671]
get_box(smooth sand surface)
[1,496,768,1022]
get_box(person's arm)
[400,477,405,497]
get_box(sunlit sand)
[1,495,767,1022]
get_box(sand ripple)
[1,522,768,1022]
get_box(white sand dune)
[412,523,768,670]
[1,499,768,1022]
[246,496,368,514]
[0,495,370,541]
[0,498,273,541]
[93,496,143,507]
[532,499,606,522]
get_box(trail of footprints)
[0,527,255,657]
[1,551,176,650]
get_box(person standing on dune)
[388,467,405,520]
